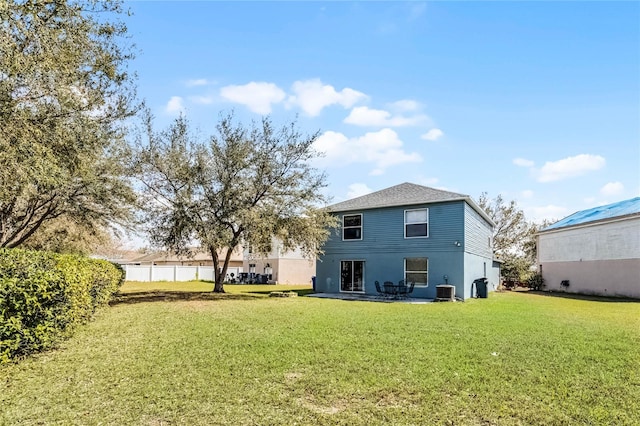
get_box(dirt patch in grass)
[110,291,259,305]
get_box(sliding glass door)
[340,260,364,292]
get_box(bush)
[0,248,124,364]
[526,273,545,291]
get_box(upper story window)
[405,208,428,238]
[342,214,362,240]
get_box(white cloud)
[312,128,422,174]
[186,78,211,87]
[421,128,444,141]
[513,158,535,168]
[189,95,215,105]
[600,181,624,197]
[344,106,428,127]
[390,99,421,112]
[528,205,569,223]
[408,2,427,20]
[417,177,439,187]
[165,96,185,114]
[220,82,286,114]
[287,79,367,116]
[521,190,534,199]
[347,183,373,199]
[537,154,606,183]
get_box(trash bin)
[474,278,488,298]
[311,276,316,291]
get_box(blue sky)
[125,1,639,224]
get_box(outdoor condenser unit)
[436,285,455,301]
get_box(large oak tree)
[0,0,137,249]
[134,112,338,292]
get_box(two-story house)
[315,183,497,300]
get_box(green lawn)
[1,285,639,425]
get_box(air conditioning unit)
[436,285,455,301]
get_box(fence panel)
[125,266,152,282]
[175,266,198,281]
[124,265,244,282]
[152,266,176,281]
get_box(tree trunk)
[210,247,225,293]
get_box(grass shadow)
[110,291,261,305]
[245,288,316,297]
[525,290,639,303]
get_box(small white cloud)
[165,96,185,114]
[408,2,427,20]
[390,99,421,112]
[220,82,286,114]
[344,106,428,127]
[347,183,373,199]
[287,79,367,116]
[528,205,569,222]
[189,95,215,105]
[186,79,211,87]
[537,154,606,183]
[312,128,422,174]
[513,158,535,168]
[521,190,534,199]
[421,128,444,141]
[600,182,624,197]
[417,177,439,186]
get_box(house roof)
[541,197,640,232]
[129,247,243,264]
[328,182,495,226]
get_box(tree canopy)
[133,112,338,292]
[0,0,137,249]
[478,193,539,283]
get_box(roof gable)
[328,182,495,227]
[328,182,467,211]
[542,197,640,231]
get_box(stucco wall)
[538,217,640,262]
[541,259,640,298]
[538,216,640,298]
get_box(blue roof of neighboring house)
[542,197,640,231]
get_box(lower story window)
[405,257,428,287]
[341,260,364,292]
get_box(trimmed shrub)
[0,249,124,364]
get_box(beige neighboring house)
[537,197,640,299]
[130,247,244,268]
[244,240,315,285]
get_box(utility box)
[474,278,488,298]
[436,285,456,301]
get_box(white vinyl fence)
[124,265,241,282]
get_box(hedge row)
[0,248,125,364]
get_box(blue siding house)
[315,183,498,300]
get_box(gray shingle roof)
[328,182,467,211]
[327,182,494,227]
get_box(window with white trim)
[405,257,428,287]
[405,208,428,238]
[342,214,362,240]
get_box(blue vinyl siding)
[317,199,496,300]
[464,202,493,258]
[317,201,474,299]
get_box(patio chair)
[374,280,386,299]
[383,281,398,299]
[397,280,408,298]
[405,282,415,298]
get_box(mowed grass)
[1,286,639,425]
